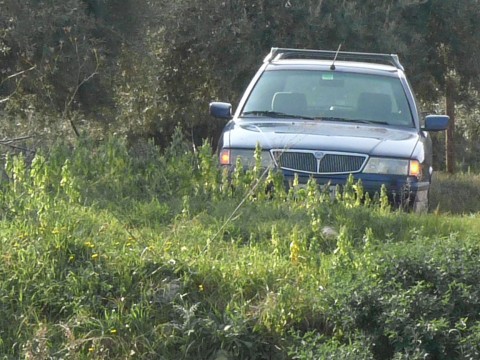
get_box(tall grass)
[430,171,480,214]
[0,135,479,359]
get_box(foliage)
[430,171,480,214]
[2,0,480,170]
[2,3,480,356]
[0,137,480,358]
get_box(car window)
[242,69,414,127]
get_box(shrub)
[0,136,479,358]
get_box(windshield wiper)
[242,110,315,120]
[315,116,351,122]
[316,117,389,125]
[351,119,389,125]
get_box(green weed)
[0,136,479,358]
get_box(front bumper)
[282,170,430,208]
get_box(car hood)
[221,119,420,157]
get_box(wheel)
[412,188,429,214]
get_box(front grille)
[275,151,317,173]
[272,150,367,174]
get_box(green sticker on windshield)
[322,73,334,80]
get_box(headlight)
[363,157,421,177]
[219,149,274,168]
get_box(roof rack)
[264,47,404,71]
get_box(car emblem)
[314,151,325,160]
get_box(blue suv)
[210,48,449,212]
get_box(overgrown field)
[1,135,480,359]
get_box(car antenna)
[330,44,342,70]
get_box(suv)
[209,48,449,212]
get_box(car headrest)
[357,92,392,120]
[272,92,307,115]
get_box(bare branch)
[0,96,12,104]
[63,45,100,137]
[0,135,36,153]
[400,0,429,6]
[0,135,34,144]
[1,65,36,84]
[0,65,36,104]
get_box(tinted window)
[242,69,414,127]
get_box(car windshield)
[241,69,414,127]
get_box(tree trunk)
[445,77,455,174]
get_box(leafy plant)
[0,136,479,358]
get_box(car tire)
[412,189,429,214]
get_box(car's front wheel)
[412,188,429,214]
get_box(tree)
[2,0,480,169]
[0,0,106,136]
[394,0,480,173]
[0,0,154,138]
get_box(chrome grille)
[272,150,367,174]
[319,154,366,173]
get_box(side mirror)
[422,115,449,132]
[209,102,232,119]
